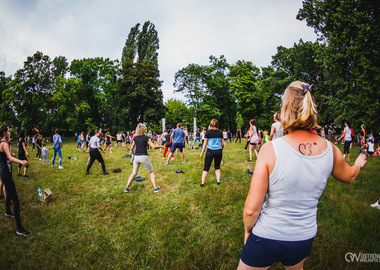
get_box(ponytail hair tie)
[302,84,312,95]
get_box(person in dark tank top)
[0,124,31,236]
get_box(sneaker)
[85,172,91,175]
[154,186,161,193]
[39,158,42,160]
[247,160,252,163]
[182,160,185,163]
[162,157,165,160]
[16,228,31,237]
[43,163,46,165]
[370,200,380,209]
[58,165,64,169]
[171,157,175,160]
[200,184,204,187]
[5,212,15,218]
[17,174,22,177]
[103,172,110,175]
[217,182,221,185]
[23,175,30,180]
[51,165,54,168]
[124,188,130,193]
[166,161,169,165]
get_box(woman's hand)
[354,153,367,168]
[244,231,251,245]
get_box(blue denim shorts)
[240,233,314,267]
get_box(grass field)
[0,139,379,269]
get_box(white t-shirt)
[271,122,284,140]
[344,127,352,141]
[90,136,100,148]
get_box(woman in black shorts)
[200,119,225,186]
[17,130,29,179]
[0,124,31,236]
[104,132,114,153]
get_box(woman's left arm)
[147,138,163,149]
[243,142,273,244]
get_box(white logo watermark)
[345,252,380,263]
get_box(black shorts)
[240,233,314,267]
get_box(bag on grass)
[134,176,145,181]
[43,189,52,202]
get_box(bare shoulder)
[258,142,275,160]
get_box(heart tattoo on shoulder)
[298,143,317,156]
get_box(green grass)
[0,140,379,269]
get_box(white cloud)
[0,0,317,101]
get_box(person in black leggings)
[0,124,31,236]
[85,130,109,175]
[200,119,225,186]
[17,130,29,179]
[235,129,241,143]
[36,134,42,160]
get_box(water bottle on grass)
[38,187,43,201]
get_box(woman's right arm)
[331,143,366,183]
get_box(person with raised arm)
[238,81,367,270]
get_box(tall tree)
[121,24,140,65]
[137,21,159,66]
[119,63,164,129]
[121,21,159,66]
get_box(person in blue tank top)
[238,81,367,270]
[200,119,225,186]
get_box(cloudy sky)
[0,0,317,101]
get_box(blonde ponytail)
[281,81,320,131]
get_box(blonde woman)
[269,112,284,141]
[125,123,163,193]
[238,81,367,270]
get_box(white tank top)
[251,137,334,241]
[250,126,259,144]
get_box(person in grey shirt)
[238,81,367,269]
[85,130,109,175]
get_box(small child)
[42,143,49,165]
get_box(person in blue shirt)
[51,129,63,169]
[166,123,186,164]
[200,119,225,186]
